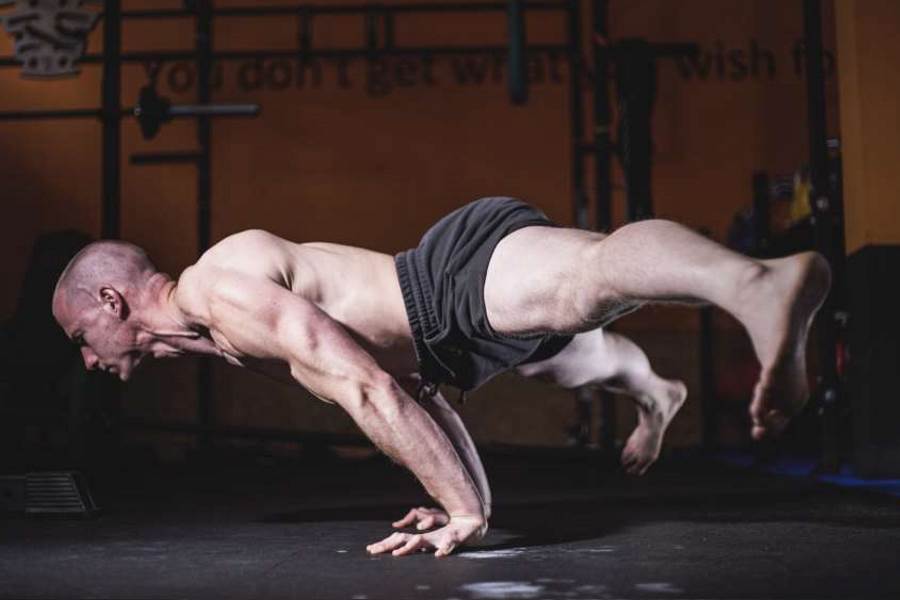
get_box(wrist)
[449,512,488,535]
[448,511,485,525]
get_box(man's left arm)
[392,383,492,531]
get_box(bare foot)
[736,252,832,440]
[621,379,687,476]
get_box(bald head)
[52,240,157,328]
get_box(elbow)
[346,371,403,415]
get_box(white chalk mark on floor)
[459,547,527,559]
[576,546,615,554]
[635,582,683,594]
[461,581,545,599]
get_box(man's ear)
[98,287,128,320]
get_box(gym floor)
[2,451,899,600]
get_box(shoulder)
[173,261,232,323]
[193,229,291,281]
[176,230,300,321]
[177,261,250,307]
[204,229,287,259]
[174,262,274,330]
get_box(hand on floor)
[367,515,486,558]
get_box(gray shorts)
[395,197,573,392]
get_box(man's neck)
[136,273,222,358]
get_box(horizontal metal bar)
[169,103,260,118]
[129,151,202,165]
[0,105,257,123]
[0,108,100,121]
[119,1,567,19]
[0,44,569,69]
[111,44,567,62]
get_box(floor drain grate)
[25,471,98,517]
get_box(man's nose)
[81,347,99,370]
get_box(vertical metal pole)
[566,0,597,450]
[196,0,214,449]
[592,0,611,232]
[507,0,529,105]
[101,0,121,239]
[99,0,123,457]
[803,0,841,472]
[699,227,717,450]
[752,172,771,256]
[699,305,716,450]
[567,0,587,229]
[591,0,616,455]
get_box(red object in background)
[836,339,847,378]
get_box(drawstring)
[416,379,439,403]
[415,379,468,406]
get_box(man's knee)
[569,239,634,325]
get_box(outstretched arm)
[392,381,491,530]
[203,270,486,555]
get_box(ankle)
[636,394,666,422]
[731,261,771,321]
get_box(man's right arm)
[199,269,487,555]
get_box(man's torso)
[174,230,418,380]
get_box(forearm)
[420,394,492,519]
[345,380,485,521]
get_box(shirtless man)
[51,197,830,557]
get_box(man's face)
[55,293,145,382]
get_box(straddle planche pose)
[51,198,830,557]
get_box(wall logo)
[0,0,100,78]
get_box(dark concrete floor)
[2,451,899,600]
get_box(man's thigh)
[484,226,605,336]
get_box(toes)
[751,409,790,440]
[622,447,658,476]
[622,454,642,476]
[752,424,768,441]
[749,385,767,423]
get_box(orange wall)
[0,0,838,448]
[835,0,900,254]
